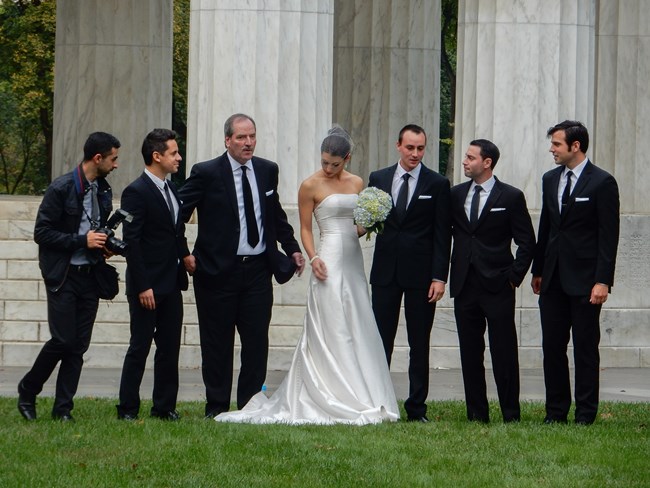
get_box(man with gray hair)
[180,113,305,418]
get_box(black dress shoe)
[17,382,37,421]
[17,398,37,421]
[118,413,139,421]
[52,412,75,422]
[407,415,429,423]
[575,418,594,426]
[151,410,180,421]
[543,417,567,425]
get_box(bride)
[215,128,399,425]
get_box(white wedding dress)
[215,194,399,425]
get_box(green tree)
[0,0,55,194]
[439,0,457,179]
[172,0,190,185]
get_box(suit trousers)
[539,270,602,423]
[117,290,183,416]
[454,268,520,422]
[372,284,435,419]
[193,257,273,415]
[19,269,99,415]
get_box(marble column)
[186,0,335,204]
[593,0,650,318]
[594,0,650,215]
[333,0,441,179]
[53,0,173,195]
[454,0,597,202]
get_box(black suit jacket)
[179,152,300,284]
[531,161,620,295]
[368,163,451,288]
[121,173,190,296]
[449,177,535,297]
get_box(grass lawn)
[1,398,648,487]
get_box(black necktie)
[240,166,260,248]
[163,182,176,224]
[470,185,482,224]
[396,173,410,219]
[90,182,100,228]
[561,170,573,212]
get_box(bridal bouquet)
[354,187,393,241]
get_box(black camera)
[95,208,133,256]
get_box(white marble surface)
[455,0,596,209]
[333,0,441,179]
[52,0,173,195]
[1,199,648,370]
[186,0,335,204]
[593,0,650,214]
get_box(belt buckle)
[241,255,250,262]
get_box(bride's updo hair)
[320,126,354,159]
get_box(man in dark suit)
[180,113,305,418]
[369,124,451,422]
[450,139,535,423]
[116,129,192,421]
[531,120,620,425]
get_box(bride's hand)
[311,257,328,281]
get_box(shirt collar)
[471,175,495,193]
[144,167,167,190]
[564,157,588,180]
[228,152,253,172]
[395,161,422,180]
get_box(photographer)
[17,132,121,422]
[116,129,191,421]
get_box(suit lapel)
[455,181,472,229]
[140,173,175,228]
[564,160,592,216]
[219,154,239,218]
[475,178,502,229]
[252,158,268,223]
[548,167,563,218]
[377,164,397,195]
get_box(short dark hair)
[547,120,589,153]
[141,128,177,165]
[224,113,256,138]
[398,124,427,144]
[469,139,500,169]
[83,132,121,161]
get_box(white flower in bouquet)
[354,187,393,241]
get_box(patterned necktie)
[163,182,176,224]
[240,166,260,247]
[396,173,411,219]
[470,185,483,224]
[561,170,573,212]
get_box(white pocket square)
[418,195,432,199]
[490,207,506,212]
[265,190,274,196]
[575,197,589,202]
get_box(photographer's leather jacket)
[34,164,113,291]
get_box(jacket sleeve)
[508,190,536,286]
[431,177,452,282]
[121,184,151,293]
[595,174,620,286]
[34,183,86,251]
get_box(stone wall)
[1,196,647,371]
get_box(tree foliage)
[439,0,458,179]
[0,0,55,194]
[172,0,190,185]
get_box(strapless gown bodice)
[215,194,399,425]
